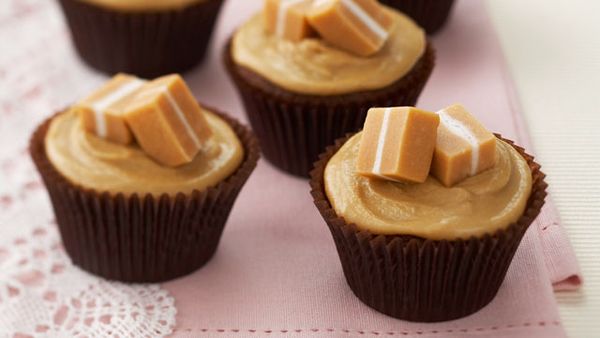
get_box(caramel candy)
[307,0,394,56]
[357,107,439,183]
[75,74,145,145]
[124,74,213,167]
[431,104,497,187]
[264,0,314,41]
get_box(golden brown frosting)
[45,109,244,196]
[231,7,426,95]
[77,0,204,11]
[324,133,533,240]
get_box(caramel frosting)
[45,109,244,196]
[324,133,533,240]
[77,0,205,11]
[231,7,425,95]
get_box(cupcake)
[57,0,225,77]
[310,105,547,322]
[30,74,260,283]
[379,0,455,34]
[225,0,435,177]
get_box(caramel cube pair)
[263,0,393,56]
[357,105,497,186]
[75,74,212,167]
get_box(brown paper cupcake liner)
[58,0,224,78]
[30,106,260,283]
[380,0,455,34]
[224,40,435,178]
[310,134,547,322]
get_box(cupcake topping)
[74,74,145,145]
[432,104,497,187]
[307,0,393,56]
[232,8,425,95]
[124,74,213,167]
[328,104,532,239]
[324,114,533,239]
[264,0,315,42]
[356,107,439,183]
[45,74,243,196]
[45,109,243,196]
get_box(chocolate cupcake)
[30,74,259,283]
[225,1,435,177]
[57,0,225,77]
[379,0,455,34]
[310,106,547,322]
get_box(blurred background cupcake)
[379,0,455,34]
[225,0,435,177]
[57,0,225,77]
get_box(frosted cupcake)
[311,105,547,321]
[31,74,259,282]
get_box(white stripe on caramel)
[91,79,144,138]
[438,111,480,175]
[372,107,392,176]
[340,0,388,41]
[161,86,202,150]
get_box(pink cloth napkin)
[163,0,581,337]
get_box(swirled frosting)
[77,0,205,11]
[324,133,533,240]
[45,109,243,196]
[231,7,426,95]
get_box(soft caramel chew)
[357,107,439,183]
[75,74,145,145]
[431,104,497,187]
[307,0,393,56]
[264,0,314,41]
[124,74,213,167]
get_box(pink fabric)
[0,0,581,336]
[164,0,581,336]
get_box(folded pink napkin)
[164,0,581,337]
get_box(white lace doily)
[0,154,177,338]
[0,1,177,336]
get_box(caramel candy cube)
[75,74,145,145]
[357,107,439,183]
[307,0,394,56]
[431,104,497,187]
[124,74,213,167]
[264,0,314,41]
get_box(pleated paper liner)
[380,0,456,34]
[310,134,547,322]
[57,0,224,78]
[224,40,435,178]
[30,106,260,283]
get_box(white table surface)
[487,0,600,336]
